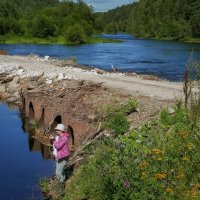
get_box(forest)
[0,0,96,44]
[97,0,200,41]
[1,0,200,44]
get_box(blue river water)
[0,103,54,200]
[0,34,200,81]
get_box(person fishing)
[49,123,70,183]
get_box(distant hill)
[94,3,135,33]
[95,0,200,41]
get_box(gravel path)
[0,55,184,100]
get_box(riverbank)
[0,35,121,45]
[0,55,183,100]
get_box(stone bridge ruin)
[22,79,108,149]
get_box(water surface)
[0,34,200,81]
[0,102,53,200]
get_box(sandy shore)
[0,55,183,100]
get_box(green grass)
[0,34,122,45]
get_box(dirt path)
[0,55,184,100]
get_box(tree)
[65,24,86,44]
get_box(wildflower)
[165,188,173,193]
[191,183,200,190]
[152,148,163,154]
[140,162,149,169]
[156,157,163,161]
[123,180,130,188]
[179,131,189,138]
[176,172,184,179]
[182,156,190,162]
[188,143,194,151]
[141,172,147,179]
[196,183,200,188]
[189,189,198,197]
[154,173,167,179]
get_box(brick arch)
[49,115,62,135]
[39,108,45,129]
[29,102,35,123]
[67,125,75,147]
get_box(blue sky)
[83,0,135,12]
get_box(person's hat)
[54,124,65,132]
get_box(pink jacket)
[53,132,70,160]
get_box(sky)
[83,0,135,12]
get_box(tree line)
[96,0,200,41]
[1,0,200,44]
[0,0,95,44]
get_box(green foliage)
[103,112,129,135]
[96,0,200,41]
[65,24,86,44]
[64,102,200,200]
[96,98,138,120]
[32,15,57,38]
[0,0,97,44]
[39,177,50,193]
[95,98,137,135]
[184,56,200,123]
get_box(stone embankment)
[0,55,180,148]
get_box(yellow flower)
[191,183,200,190]
[189,189,197,197]
[156,157,163,161]
[188,143,194,151]
[140,162,149,169]
[141,172,147,179]
[196,183,200,188]
[154,173,167,179]
[165,188,173,193]
[182,156,190,162]
[152,148,163,154]
[176,172,184,179]
[179,131,189,138]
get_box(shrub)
[64,104,200,200]
[103,112,129,135]
[65,24,86,44]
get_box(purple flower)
[124,180,130,188]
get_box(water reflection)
[22,116,52,160]
[0,102,53,200]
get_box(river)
[0,102,54,200]
[0,34,200,199]
[0,34,200,81]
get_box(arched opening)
[49,115,62,135]
[29,102,34,118]
[39,108,45,129]
[29,102,35,125]
[67,125,75,147]
[20,97,27,132]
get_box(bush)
[64,104,200,200]
[32,15,57,38]
[65,24,86,44]
[103,112,129,135]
